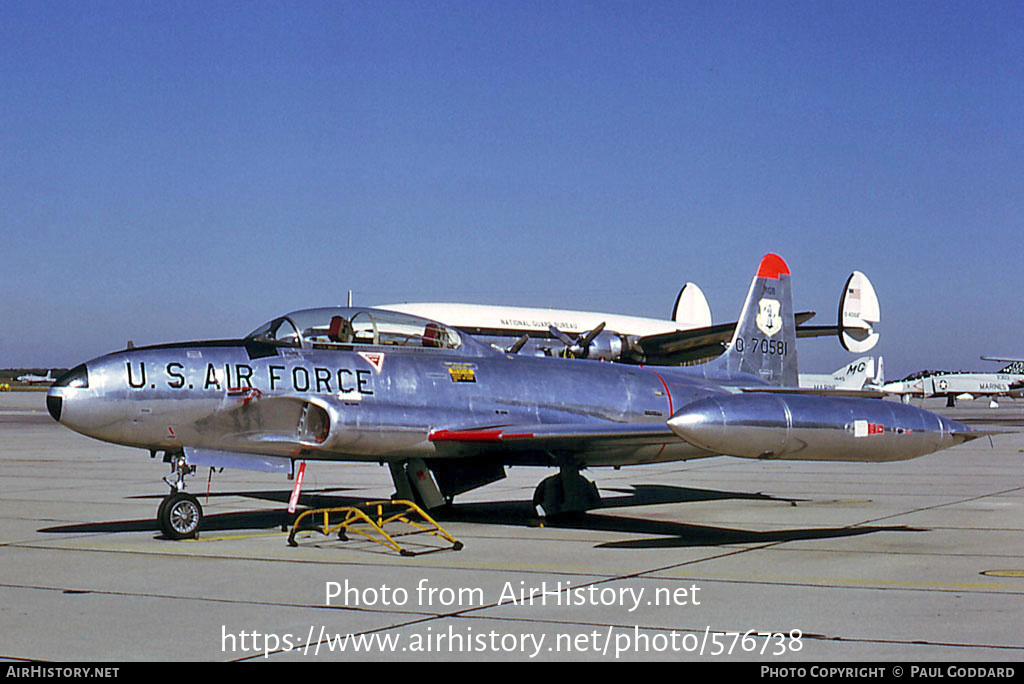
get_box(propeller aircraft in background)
[380,271,880,365]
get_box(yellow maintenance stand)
[287,499,463,556]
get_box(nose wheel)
[158,491,203,539]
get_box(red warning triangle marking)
[358,352,385,373]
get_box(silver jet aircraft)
[48,254,981,540]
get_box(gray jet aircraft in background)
[17,369,55,385]
[883,358,1024,407]
[48,254,981,540]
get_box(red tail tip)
[756,253,790,279]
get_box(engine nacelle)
[580,331,626,361]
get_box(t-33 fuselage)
[48,254,979,540]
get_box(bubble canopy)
[246,307,484,353]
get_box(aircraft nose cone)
[46,364,89,426]
[46,390,62,422]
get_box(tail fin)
[831,357,874,389]
[998,361,1024,375]
[981,357,1024,374]
[707,253,798,386]
[839,271,880,352]
[872,356,884,388]
[672,282,712,328]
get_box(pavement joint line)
[853,486,1024,528]
[702,544,1024,559]
[2,540,664,577]
[0,581,439,618]
[440,612,1024,653]
[235,614,445,662]
[652,574,1024,595]
[243,609,1024,661]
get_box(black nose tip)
[46,394,62,422]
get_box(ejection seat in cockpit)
[422,323,442,348]
[328,315,354,344]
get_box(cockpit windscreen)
[246,308,463,351]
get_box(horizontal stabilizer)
[638,311,816,364]
[741,386,887,399]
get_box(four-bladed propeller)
[548,322,606,358]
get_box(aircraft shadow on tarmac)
[37,483,923,548]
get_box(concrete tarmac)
[1,391,1021,662]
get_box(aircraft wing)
[638,311,819,364]
[429,422,679,451]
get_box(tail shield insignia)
[756,298,782,337]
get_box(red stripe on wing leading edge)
[756,253,790,279]
[429,429,534,442]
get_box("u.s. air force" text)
[125,362,373,395]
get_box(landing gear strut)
[532,461,601,518]
[388,459,445,510]
[158,451,203,539]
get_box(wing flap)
[638,311,818,363]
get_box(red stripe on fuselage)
[651,371,674,415]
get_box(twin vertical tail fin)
[998,361,1024,375]
[708,253,799,386]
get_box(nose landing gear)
[157,452,203,539]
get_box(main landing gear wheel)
[532,471,600,518]
[158,492,203,540]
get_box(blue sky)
[3,1,1022,377]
